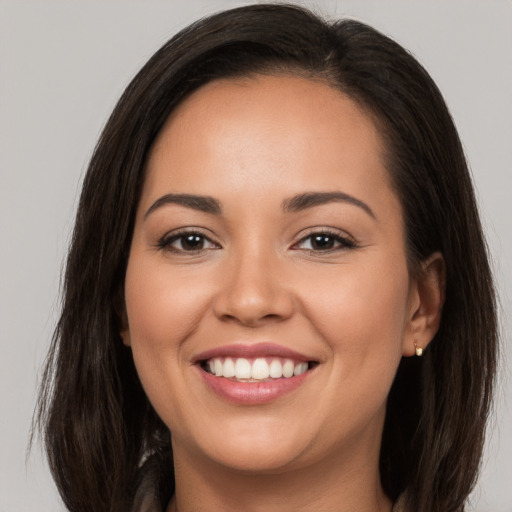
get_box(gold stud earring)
[414,342,423,357]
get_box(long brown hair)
[35,4,498,511]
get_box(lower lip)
[198,367,311,405]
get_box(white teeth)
[294,362,308,376]
[269,358,283,378]
[282,360,295,378]
[222,357,235,378]
[251,358,270,379]
[206,356,311,380]
[214,358,223,377]
[234,358,252,379]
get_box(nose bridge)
[214,236,292,325]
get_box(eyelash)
[156,229,220,254]
[156,228,357,255]
[292,229,356,254]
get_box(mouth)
[200,356,316,382]
[194,343,319,404]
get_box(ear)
[403,252,446,357]
[120,316,132,347]
[114,287,132,347]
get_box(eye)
[293,230,356,252]
[157,230,220,253]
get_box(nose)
[212,245,294,327]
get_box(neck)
[166,434,393,512]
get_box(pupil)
[183,234,203,250]
[312,235,333,250]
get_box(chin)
[205,442,306,474]
[184,417,315,474]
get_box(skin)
[121,74,444,512]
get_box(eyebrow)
[144,194,222,219]
[282,192,375,219]
[144,191,375,220]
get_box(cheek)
[123,257,215,433]
[300,256,410,375]
[124,257,211,350]
[123,254,212,404]
[294,261,410,440]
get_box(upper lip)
[192,343,315,363]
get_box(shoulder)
[131,456,167,512]
[131,492,161,512]
[392,493,407,512]
[131,476,162,512]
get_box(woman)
[35,4,498,511]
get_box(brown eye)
[295,231,356,252]
[179,234,206,250]
[158,231,219,253]
[310,234,336,250]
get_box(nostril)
[263,313,282,320]
[217,311,287,327]
[212,270,294,326]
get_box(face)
[122,74,421,475]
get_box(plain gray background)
[1,1,511,510]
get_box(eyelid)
[291,227,358,252]
[156,227,221,254]
[154,226,357,255]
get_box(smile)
[194,343,318,404]
[202,357,311,381]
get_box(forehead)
[143,74,397,216]
[151,73,385,159]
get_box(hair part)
[35,4,497,511]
